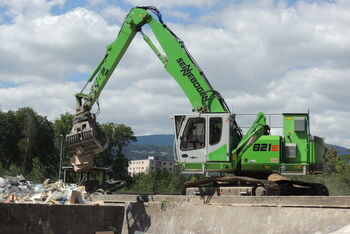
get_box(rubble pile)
[0,176,93,204]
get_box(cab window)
[210,117,222,145]
[174,115,185,139]
[180,118,205,150]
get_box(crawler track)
[180,176,329,196]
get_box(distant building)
[128,156,174,176]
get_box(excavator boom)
[75,6,230,113]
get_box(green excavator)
[66,6,328,196]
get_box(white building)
[128,156,174,175]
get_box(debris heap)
[0,176,92,204]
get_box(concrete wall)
[2,196,350,234]
[0,203,124,234]
[124,202,350,234]
[112,195,350,234]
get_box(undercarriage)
[181,176,329,196]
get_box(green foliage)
[125,167,187,193]
[126,170,158,192]
[335,160,350,183]
[0,163,21,177]
[53,112,74,139]
[0,110,21,168]
[0,108,139,183]
[102,123,137,156]
[341,154,350,161]
[325,148,339,174]
[0,108,56,177]
[28,157,46,183]
[96,123,137,180]
[53,112,74,167]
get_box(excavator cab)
[173,113,235,166]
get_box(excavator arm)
[67,6,233,158]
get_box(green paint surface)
[208,144,227,161]
[241,135,281,171]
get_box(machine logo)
[177,58,208,102]
[179,63,193,77]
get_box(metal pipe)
[140,30,168,66]
[59,135,64,180]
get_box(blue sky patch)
[286,0,336,7]
[0,6,13,23]
[0,82,18,88]
[65,72,90,83]
[51,0,86,15]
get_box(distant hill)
[125,134,175,161]
[134,134,175,146]
[327,144,350,156]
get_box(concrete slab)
[0,203,125,234]
[92,194,350,208]
[2,196,350,234]
[122,202,350,234]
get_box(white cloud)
[100,6,127,23]
[313,111,350,147]
[88,0,107,6]
[0,7,115,83]
[0,1,350,148]
[123,0,218,8]
[0,82,79,119]
[162,9,190,21]
[0,0,66,20]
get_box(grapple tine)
[66,113,109,157]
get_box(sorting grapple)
[66,113,109,157]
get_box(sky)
[0,0,349,148]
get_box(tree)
[35,115,57,176]
[53,112,74,167]
[96,123,137,180]
[127,170,158,192]
[324,147,339,174]
[18,108,36,175]
[28,157,46,183]
[0,110,21,168]
[14,108,56,176]
[0,108,57,177]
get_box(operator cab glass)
[180,118,205,150]
[174,115,185,139]
[209,117,222,145]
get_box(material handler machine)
[66,6,328,196]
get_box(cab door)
[206,114,231,162]
[175,115,208,163]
